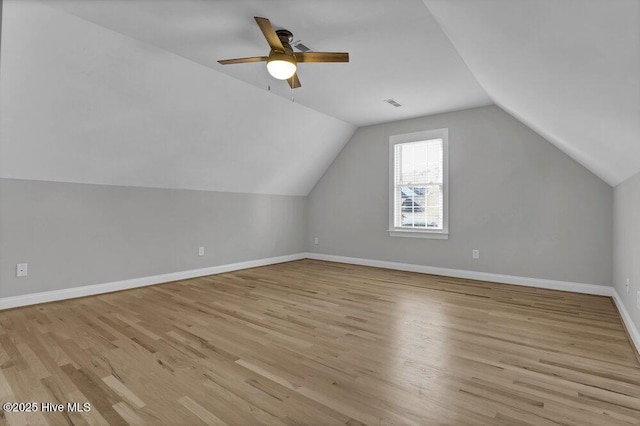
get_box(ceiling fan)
[218,17,349,89]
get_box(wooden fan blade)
[294,52,349,63]
[218,56,268,65]
[287,73,301,89]
[254,17,284,51]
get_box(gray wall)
[613,171,640,330]
[0,178,306,298]
[0,106,616,301]
[307,105,613,285]
[1,0,3,69]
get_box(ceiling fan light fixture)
[218,17,349,89]
[266,51,297,80]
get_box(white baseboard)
[305,252,640,356]
[2,251,638,357]
[305,252,613,296]
[0,253,306,310]
[611,289,640,357]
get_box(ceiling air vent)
[384,99,402,107]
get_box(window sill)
[388,229,449,240]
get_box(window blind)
[393,139,444,230]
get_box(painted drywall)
[613,171,640,330]
[423,0,640,186]
[41,0,491,127]
[307,105,612,286]
[0,179,306,298]
[0,0,354,196]
[1,0,3,64]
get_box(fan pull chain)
[291,86,295,103]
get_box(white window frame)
[388,128,449,239]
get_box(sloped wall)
[423,0,640,186]
[613,172,640,331]
[0,1,354,196]
[307,105,613,286]
[0,1,345,299]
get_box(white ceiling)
[0,1,355,196]
[38,0,492,127]
[423,0,640,186]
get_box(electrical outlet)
[16,263,28,277]
[198,247,205,256]
[626,278,630,293]
[472,249,480,259]
[314,237,319,245]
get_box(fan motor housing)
[275,29,294,45]
[268,49,296,64]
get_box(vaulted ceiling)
[423,0,640,186]
[1,0,638,194]
[19,0,492,126]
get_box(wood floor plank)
[0,259,638,425]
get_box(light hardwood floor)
[0,259,639,425]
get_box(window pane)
[400,186,426,228]
[425,184,443,229]
[394,138,444,230]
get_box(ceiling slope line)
[1,0,356,196]
[492,101,614,187]
[39,0,493,127]
[422,0,640,186]
[421,0,493,107]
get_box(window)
[389,129,448,239]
